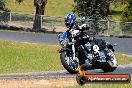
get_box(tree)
[0,0,10,22]
[33,0,47,32]
[0,0,8,11]
[73,0,113,18]
[16,0,47,32]
[73,0,114,34]
[122,0,132,21]
[121,0,132,33]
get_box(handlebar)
[78,24,90,31]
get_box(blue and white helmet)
[64,13,76,28]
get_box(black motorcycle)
[58,24,117,74]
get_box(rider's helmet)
[64,13,76,28]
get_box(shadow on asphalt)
[85,67,132,74]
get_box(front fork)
[72,43,76,61]
[71,39,80,69]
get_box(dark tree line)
[73,0,114,19]
[121,0,132,33]
[73,0,115,34]
[0,0,8,11]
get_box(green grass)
[70,83,132,88]
[0,40,63,74]
[116,53,132,65]
[0,40,131,74]
[5,0,74,17]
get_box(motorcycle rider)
[59,13,77,44]
[59,13,89,44]
[64,13,77,30]
[59,13,93,65]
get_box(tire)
[102,49,117,72]
[60,52,79,74]
[102,65,117,72]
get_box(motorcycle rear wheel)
[102,66,117,72]
[102,49,117,72]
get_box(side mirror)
[58,33,61,39]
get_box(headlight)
[61,40,68,47]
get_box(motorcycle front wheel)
[60,51,79,74]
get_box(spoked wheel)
[60,51,79,74]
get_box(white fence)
[0,11,132,36]
[0,11,65,32]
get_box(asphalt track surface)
[0,31,132,55]
[0,64,132,79]
[0,31,131,79]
